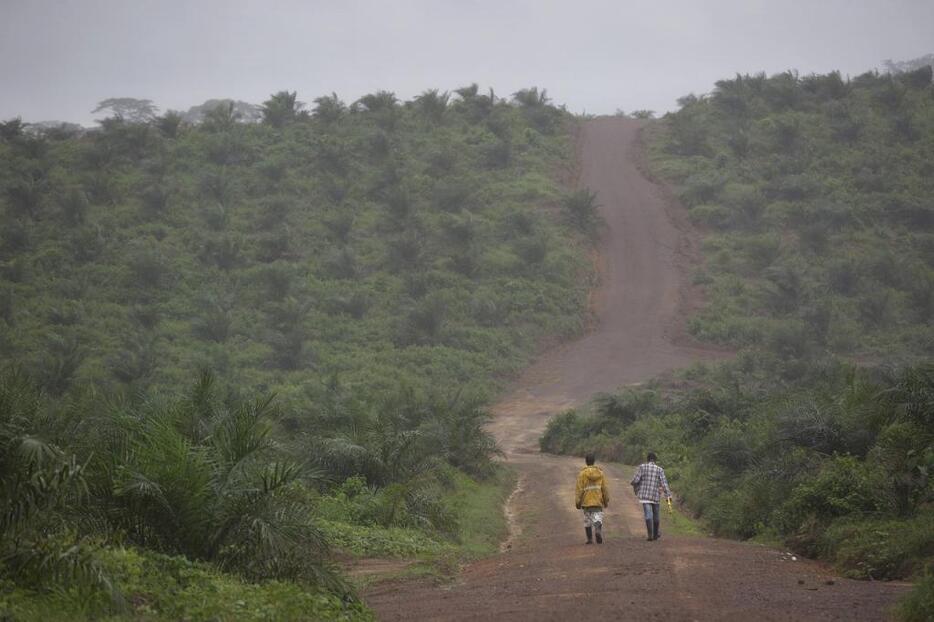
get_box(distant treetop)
[92,97,159,123]
[882,52,934,74]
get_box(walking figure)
[575,453,609,544]
[630,451,671,541]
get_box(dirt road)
[365,118,909,620]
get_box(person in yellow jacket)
[575,453,609,544]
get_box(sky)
[2,0,934,125]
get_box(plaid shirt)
[630,462,671,503]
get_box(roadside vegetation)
[543,358,933,579]
[0,85,590,619]
[543,60,934,615]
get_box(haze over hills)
[3,1,934,124]
[1,4,933,613]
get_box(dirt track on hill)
[364,118,909,621]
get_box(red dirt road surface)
[364,118,909,621]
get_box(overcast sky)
[2,0,934,125]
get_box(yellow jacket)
[575,466,609,509]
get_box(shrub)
[192,302,232,343]
[822,513,934,580]
[827,258,860,295]
[127,243,170,289]
[398,295,447,346]
[514,233,548,266]
[56,187,89,225]
[321,247,358,280]
[857,289,891,328]
[898,572,934,622]
[776,455,877,547]
[540,410,584,455]
[689,203,733,229]
[561,189,602,237]
[481,139,511,169]
[680,171,726,206]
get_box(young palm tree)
[312,93,346,124]
[414,89,450,124]
[261,91,306,128]
[512,87,550,108]
[201,101,241,132]
[561,188,603,237]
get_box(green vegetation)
[0,85,585,405]
[542,358,933,579]
[0,86,590,618]
[648,65,934,358]
[316,467,513,560]
[0,548,369,621]
[543,62,934,611]
[899,572,934,622]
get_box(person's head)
[647,451,657,462]
[585,453,596,466]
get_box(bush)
[898,572,934,622]
[540,410,585,455]
[821,513,934,580]
[561,189,602,236]
[776,456,877,542]
[539,360,934,581]
[0,546,369,621]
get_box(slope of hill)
[0,87,587,406]
[0,87,594,619]
[649,66,934,360]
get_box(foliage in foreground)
[898,571,934,622]
[0,547,370,622]
[0,368,504,617]
[542,357,933,581]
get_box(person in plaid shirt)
[630,451,672,541]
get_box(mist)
[3,0,934,125]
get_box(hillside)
[0,87,595,619]
[651,66,934,359]
[0,87,588,406]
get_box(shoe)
[585,526,593,544]
[595,532,603,544]
[645,519,654,541]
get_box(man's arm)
[601,476,609,507]
[575,473,583,509]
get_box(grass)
[0,547,371,622]
[320,522,455,559]
[448,466,518,556]
[662,502,705,537]
[334,465,517,588]
[897,573,934,622]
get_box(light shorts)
[582,508,604,528]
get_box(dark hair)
[585,453,596,466]
[647,451,657,462]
